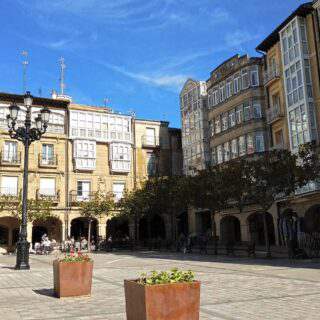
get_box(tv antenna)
[21,51,29,93]
[104,97,111,107]
[59,57,66,95]
[128,109,136,118]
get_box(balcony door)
[146,128,156,146]
[39,178,56,196]
[1,176,18,196]
[42,144,54,165]
[77,181,91,201]
[4,141,17,162]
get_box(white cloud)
[225,30,259,48]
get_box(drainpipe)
[256,49,273,147]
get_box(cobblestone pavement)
[0,252,320,319]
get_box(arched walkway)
[248,212,275,246]
[71,217,98,242]
[304,205,320,233]
[0,216,20,252]
[33,217,62,244]
[138,214,166,240]
[195,210,212,235]
[106,217,129,240]
[220,215,241,244]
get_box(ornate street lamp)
[6,91,51,270]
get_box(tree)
[247,149,299,257]
[189,166,229,254]
[0,193,53,223]
[78,191,114,252]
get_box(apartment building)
[180,79,209,175]
[181,2,320,249]
[256,1,320,246]
[207,54,267,166]
[0,93,182,252]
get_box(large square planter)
[53,260,93,298]
[124,280,200,320]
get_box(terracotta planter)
[53,260,93,298]
[124,280,200,320]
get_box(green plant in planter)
[58,251,93,263]
[138,268,195,285]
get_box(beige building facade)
[0,93,182,252]
[181,2,320,253]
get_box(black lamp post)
[6,91,50,270]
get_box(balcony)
[0,152,21,166]
[69,191,96,205]
[38,154,58,168]
[109,159,131,173]
[266,105,284,124]
[36,189,60,203]
[263,66,281,86]
[141,135,160,148]
[0,187,20,202]
[73,158,96,171]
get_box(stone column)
[61,223,66,242]
[128,220,135,240]
[27,222,33,243]
[163,215,173,241]
[98,221,106,239]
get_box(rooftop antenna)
[21,50,29,93]
[104,97,110,107]
[38,87,42,97]
[59,57,66,95]
[128,109,136,118]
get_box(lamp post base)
[15,240,30,270]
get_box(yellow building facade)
[0,93,182,252]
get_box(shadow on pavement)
[33,288,56,298]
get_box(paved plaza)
[0,252,320,319]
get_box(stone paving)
[0,251,320,319]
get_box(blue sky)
[0,0,306,127]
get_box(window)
[222,113,228,131]
[147,153,157,176]
[233,73,241,94]
[274,130,284,147]
[1,176,18,195]
[226,79,233,98]
[146,128,156,146]
[110,143,131,172]
[239,136,246,156]
[39,178,55,196]
[231,139,238,159]
[73,140,96,170]
[229,109,236,127]
[3,141,18,162]
[213,89,218,106]
[209,120,214,136]
[255,132,265,152]
[250,66,259,86]
[219,83,226,102]
[113,182,125,201]
[253,101,262,119]
[77,181,91,200]
[241,69,249,89]
[217,145,223,164]
[243,102,251,122]
[247,134,254,154]
[215,116,221,134]
[289,104,310,148]
[224,142,230,162]
[236,105,243,124]
[42,144,54,165]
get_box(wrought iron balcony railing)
[141,135,160,148]
[266,105,284,124]
[69,191,97,204]
[0,151,21,166]
[0,187,20,201]
[36,189,60,203]
[38,154,58,167]
[263,66,281,85]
